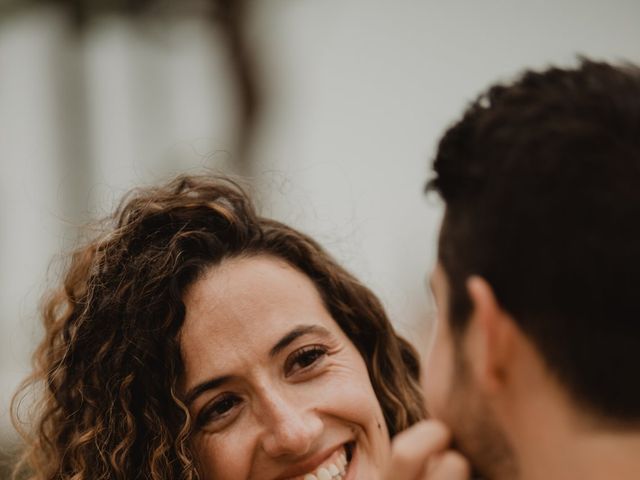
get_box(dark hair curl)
[12,174,425,480]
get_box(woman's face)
[179,255,390,480]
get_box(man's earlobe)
[465,276,514,393]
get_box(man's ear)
[464,276,516,394]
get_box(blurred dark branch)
[0,0,165,25]
[214,0,260,175]
[0,0,263,176]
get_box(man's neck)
[520,425,640,480]
[507,390,640,480]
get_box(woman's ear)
[464,276,516,394]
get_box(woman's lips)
[288,443,352,480]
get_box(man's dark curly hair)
[427,58,640,424]
[12,175,425,479]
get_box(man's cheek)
[422,334,453,419]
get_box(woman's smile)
[279,442,352,480]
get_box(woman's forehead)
[179,255,346,378]
[182,256,328,331]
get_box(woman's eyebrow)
[269,324,330,358]
[184,375,233,407]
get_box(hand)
[383,420,471,480]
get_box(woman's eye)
[197,394,242,428]
[284,345,328,377]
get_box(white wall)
[2,0,640,443]
[247,0,640,347]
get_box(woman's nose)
[259,392,324,458]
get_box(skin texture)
[421,264,455,421]
[382,264,472,480]
[423,265,515,479]
[179,255,390,480]
[385,420,470,480]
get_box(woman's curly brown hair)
[12,174,425,480]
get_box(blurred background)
[1,0,640,474]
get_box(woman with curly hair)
[11,174,425,480]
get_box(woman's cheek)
[193,422,256,480]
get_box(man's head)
[423,59,640,478]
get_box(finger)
[426,451,471,480]
[386,420,451,479]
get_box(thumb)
[383,420,451,480]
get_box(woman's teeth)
[302,449,349,480]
